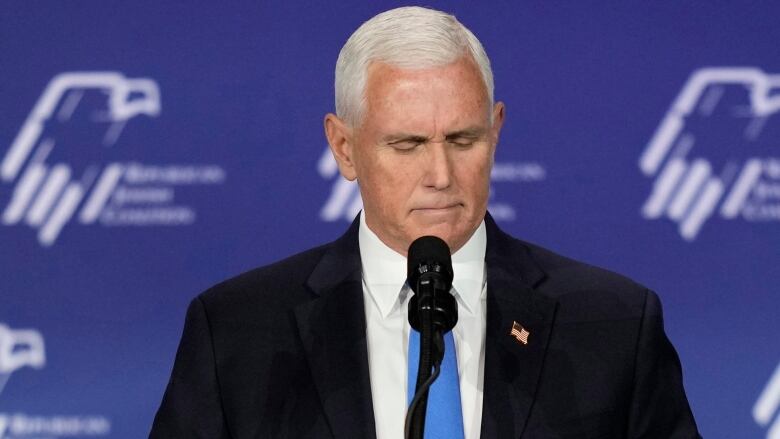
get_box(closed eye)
[447,136,480,148]
[445,127,486,148]
[388,136,426,151]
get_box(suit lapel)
[293,214,556,438]
[294,219,377,439]
[481,215,558,438]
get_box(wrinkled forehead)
[362,57,492,123]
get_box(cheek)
[455,155,493,194]
[359,159,417,210]
[372,153,420,185]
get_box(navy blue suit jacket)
[150,215,700,438]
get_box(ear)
[490,102,506,146]
[324,113,358,181]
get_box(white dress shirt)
[359,212,487,439]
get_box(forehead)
[362,57,490,131]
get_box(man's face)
[326,56,504,255]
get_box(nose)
[423,142,452,190]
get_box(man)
[150,6,700,438]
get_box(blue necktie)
[408,328,465,438]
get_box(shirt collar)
[451,220,487,314]
[358,212,487,318]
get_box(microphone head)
[406,236,453,293]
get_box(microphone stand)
[404,235,457,439]
[405,282,447,439]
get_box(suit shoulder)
[523,239,647,293]
[516,238,651,318]
[196,242,331,315]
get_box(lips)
[412,203,461,211]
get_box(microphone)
[405,236,458,439]
[407,236,458,333]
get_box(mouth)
[412,203,462,213]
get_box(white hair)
[335,6,495,127]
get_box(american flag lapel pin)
[509,321,530,345]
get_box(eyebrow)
[382,133,428,144]
[444,127,487,140]
[382,126,487,143]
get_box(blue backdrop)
[1,2,779,438]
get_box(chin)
[411,224,464,250]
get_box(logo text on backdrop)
[1,72,226,247]
[639,67,780,241]
[0,323,45,396]
[0,323,108,439]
